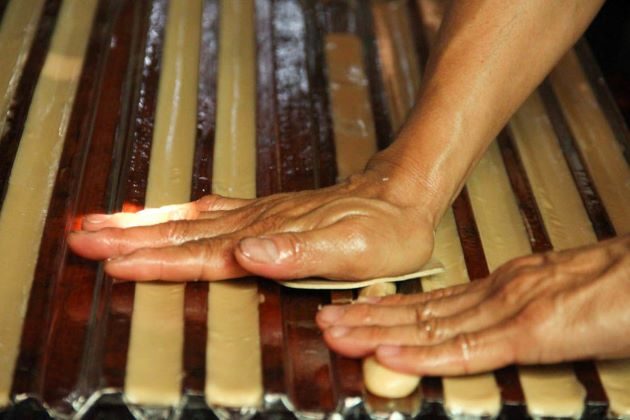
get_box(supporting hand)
[317,235,630,375]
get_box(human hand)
[317,235,630,375]
[67,166,437,282]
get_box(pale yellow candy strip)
[467,142,586,418]
[0,0,97,406]
[549,49,630,417]
[509,91,597,250]
[205,0,262,407]
[549,50,630,236]
[124,0,202,405]
[325,34,378,181]
[0,0,46,137]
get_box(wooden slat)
[272,0,336,413]
[182,0,219,396]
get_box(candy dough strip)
[325,33,378,181]
[549,50,630,236]
[0,0,45,137]
[0,0,97,406]
[549,51,630,417]
[124,0,202,406]
[361,281,421,399]
[204,0,262,408]
[509,91,597,249]
[467,142,586,418]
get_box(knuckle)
[453,333,476,374]
[413,304,432,325]
[415,317,442,343]
[158,220,192,243]
[498,254,545,275]
[197,194,222,210]
[493,270,540,306]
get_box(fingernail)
[239,237,279,264]
[318,305,344,323]
[377,345,401,357]
[328,326,349,338]
[85,214,110,224]
[356,296,382,304]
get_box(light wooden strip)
[549,49,630,418]
[0,0,45,137]
[124,0,202,405]
[549,50,630,235]
[467,142,586,418]
[0,0,97,406]
[205,0,262,407]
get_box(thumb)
[234,227,373,281]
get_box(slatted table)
[0,0,629,418]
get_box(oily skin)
[66,0,630,373]
[69,171,435,281]
[317,235,630,375]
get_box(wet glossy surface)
[0,0,628,418]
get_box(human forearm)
[369,0,604,227]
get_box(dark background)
[587,0,630,126]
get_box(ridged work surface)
[0,0,628,418]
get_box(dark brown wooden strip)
[451,189,491,280]
[498,128,609,415]
[191,0,218,199]
[575,39,630,165]
[282,288,335,413]
[0,0,62,209]
[498,130,553,254]
[181,0,218,396]
[99,0,168,391]
[539,80,616,241]
[0,0,9,24]
[269,0,336,412]
[356,0,394,149]
[407,0,428,79]
[258,281,286,402]
[271,0,320,192]
[255,0,280,197]
[10,0,119,412]
[305,0,336,188]
[182,283,208,395]
[254,0,287,405]
[71,0,143,404]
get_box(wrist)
[363,150,449,230]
